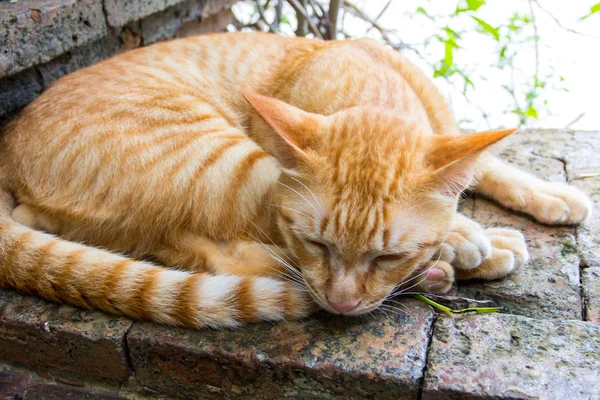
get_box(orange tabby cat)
[0,33,591,327]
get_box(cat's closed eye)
[373,253,408,266]
[306,240,330,256]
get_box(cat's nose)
[327,297,360,314]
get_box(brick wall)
[0,0,237,128]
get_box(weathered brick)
[177,6,233,37]
[568,131,600,271]
[140,0,233,45]
[0,0,107,78]
[459,130,582,320]
[0,363,125,400]
[460,196,582,319]
[573,175,600,271]
[128,299,433,400]
[422,314,600,400]
[0,289,133,383]
[566,132,600,324]
[37,33,122,87]
[0,66,42,126]
[103,0,184,28]
[583,267,600,324]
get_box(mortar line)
[537,152,588,321]
[417,312,437,400]
[123,321,136,377]
[556,155,588,322]
[576,223,590,322]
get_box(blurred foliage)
[231,1,599,127]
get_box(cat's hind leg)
[12,204,60,234]
[475,154,592,225]
[155,234,300,279]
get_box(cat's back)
[1,32,323,186]
[0,33,330,244]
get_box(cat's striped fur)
[0,33,591,327]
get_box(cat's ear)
[428,128,517,196]
[244,91,324,167]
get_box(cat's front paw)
[528,182,592,225]
[412,217,530,293]
[454,228,529,280]
[439,214,492,270]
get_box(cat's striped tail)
[0,188,314,328]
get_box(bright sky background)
[233,1,600,131]
[348,0,600,131]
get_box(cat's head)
[245,92,515,315]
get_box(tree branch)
[256,1,277,32]
[527,0,540,85]
[343,1,396,44]
[275,0,283,30]
[532,0,599,38]
[296,0,308,36]
[328,0,342,40]
[286,0,324,39]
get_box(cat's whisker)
[241,237,307,287]
[389,242,446,297]
[263,263,305,285]
[378,304,412,318]
[383,300,413,315]
[396,261,441,296]
[379,305,410,316]
[276,181,322,217]
[261,253,305,284]
[288,176,326,215]
[243,230,303,276]
[272,204,318,225]
[252,252,306,287]
[245,223,302,270]
[266,271,308,290]
[381,300,412,313]
[262,250,303,281]
[403,199,440,212]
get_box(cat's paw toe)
[415,261,455,294]
[485,228,529,265]
[444,218,492,271]
[533,183,592,225]
[455,228,529,280]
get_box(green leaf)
[456,0,486,13]
[467,0,486,10]
[471,16,500,40]
[280,15,290,25]
[525,90,538,102]
[525,106,538,119]
[499,46,507,59]
[443,26,461,40]
[416,7,434,21]
[433,60,459,78]
[444,41,454,66]
[581,2,600,20]
[463,75,474,93]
